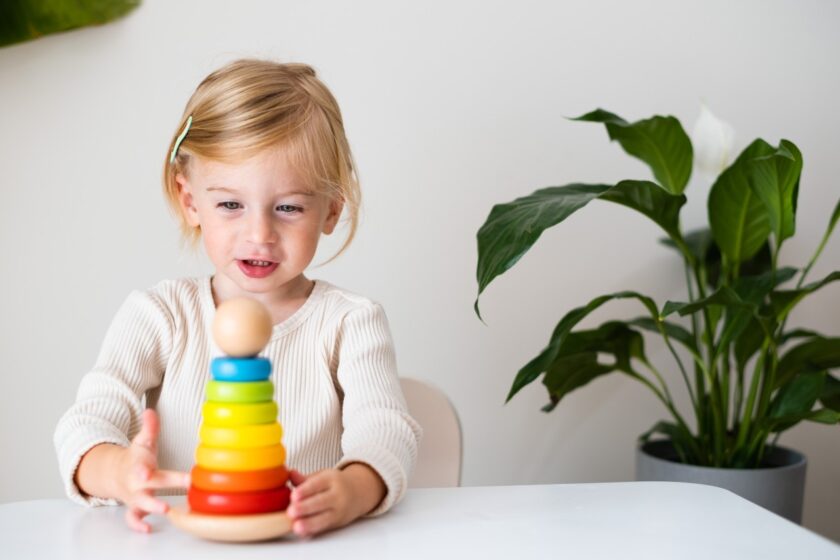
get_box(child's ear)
[322,197,344,235]
[175,173,201,227]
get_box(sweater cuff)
[336,445,407,517]
[56,423,130,507]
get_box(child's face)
[175,146,341,298]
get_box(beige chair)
[400,377,462,488]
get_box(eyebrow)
[206,186,314,196]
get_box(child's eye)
[217,201,241,211]
[277,204,302,214]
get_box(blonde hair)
[163,59,361,259]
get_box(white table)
[1,482,837,559]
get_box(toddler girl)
[54,59,421,538]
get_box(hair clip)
[169,115,193,164]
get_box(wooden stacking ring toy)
[188,485,292,515]
[199,423,283,449]
[201,401,278,427]
[206,380,273,403]
[169,297,292,543]
[190,465,289,493]
[196,443,286,471]
[211,357,272,382]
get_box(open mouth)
[237,259,279,278]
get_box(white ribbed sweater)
[53,277,421,516]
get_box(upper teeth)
[248,260,270,266]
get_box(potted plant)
[474,108,840,523]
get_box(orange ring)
[190,465,289,493]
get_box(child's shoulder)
[316,279,380,309]
[121,276,210,323]
[313,279,388,323]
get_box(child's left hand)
[286,463,386,537]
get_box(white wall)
[1,0,838,542]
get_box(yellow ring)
[202,401,277,427]
[196,444,286,471]
[199,423,283,449]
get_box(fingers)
[141,469,190,490]
[287,490,332,518]
[132,409,160,454]
[290,471,330,501]
[125,506,151,533]
[132,491,170,515]
[292,510,335,538]
[123,491,168,533]
[287,469,308,487]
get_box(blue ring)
[211,357,272,382]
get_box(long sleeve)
[53,289,174,506]
[333,303,422,517]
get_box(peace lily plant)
[474,107,840,468]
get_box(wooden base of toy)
[167,505,293,542]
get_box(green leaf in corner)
[571,109,693,194]
[708,139,776,265]
[0,0,141,48]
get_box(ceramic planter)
[636,439,807,523]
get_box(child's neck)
[210,274,314,327]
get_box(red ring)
[188,485,291,515]
[190,465,289,493]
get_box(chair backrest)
[400,377,462,488]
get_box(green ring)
[206,380,274,403]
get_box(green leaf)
[770,271,840,320]
[804,409,840,424]
[766,371,826,432]
[627,316,697,354]
[0,0,140,48]
[540,322,645,412]
[475,181,685,316]
[776,337,840,389]
[708,140,775,264]
[475,183,610,316]
[507,291,659,402]
[780,328,825,345]
[662,285,748,318]
[572,109,693,194]
[599,180,687,239]
[710,268,794,353]
[734,316,766,372]
[820,374,840,411]
[747,140,803,245]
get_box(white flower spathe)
[691,104,736,179]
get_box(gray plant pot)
[636,440,807,523]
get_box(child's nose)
[246,212,278,244]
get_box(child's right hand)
[115,409,191,533]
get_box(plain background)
[1,0,838,542]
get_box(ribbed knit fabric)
[53,276,422,517]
